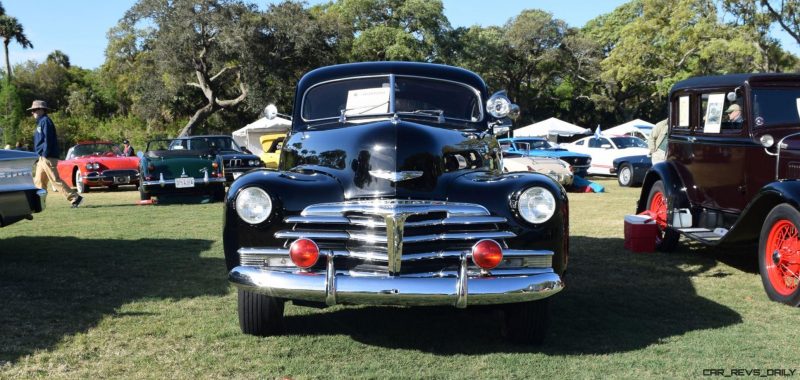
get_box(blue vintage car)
[498,137,591,177]
[224,62,567,343]
[611,154,651,187]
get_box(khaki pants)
[34,157,79,203]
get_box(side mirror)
[486,91,520,120]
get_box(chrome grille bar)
[284,215,507,227]
[275,230,516,243]
[300,200,492,217]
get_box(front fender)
[723,180,800,245]
[447,171,569,274]
[636,161,689,214]
[223,169,344,270]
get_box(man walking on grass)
[29,100,84,208]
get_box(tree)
[110,0,258,136]
[47,50,71,69]
[0,14,32,84]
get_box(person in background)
[14,141,24,150]
[649,118,668,164]
[3,144,10,150]
[121,139,135,156]
[29,100,83,208]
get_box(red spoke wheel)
[646,180,679,251]
[759,204,800,306]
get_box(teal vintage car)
[138,137,227,201]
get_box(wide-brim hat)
[26,100,50,111]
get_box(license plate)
[175,177,195,188]
[113,176,130,184]
[232,172,243,180]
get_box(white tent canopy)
[513,117,591,137]
[603,119,655,138]
[232,116,291,156]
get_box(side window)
[588,138,601,148]
[575,140,584,146]
[674,95,690,130]
[700,91,742,134]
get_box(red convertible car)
[57,141,140,193]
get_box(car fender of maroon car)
[636,73,800,306]
[223,61,568,343]
[56,141,140,193]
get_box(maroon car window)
[752,88,800,128]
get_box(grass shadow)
[278,236,742,355]
[0,236,225,363]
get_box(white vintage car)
[503,156,573,186]
[566,135,649,175]
[0,150,46,228]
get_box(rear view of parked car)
[138,137,226,201]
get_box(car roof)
[671,73,800,94]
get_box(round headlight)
[760,134,775,148]
[235,187,273,224]
[516,187,556,224]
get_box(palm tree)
[0,15,33,84]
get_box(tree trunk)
[178,103,217,137]
[3,39,10,84]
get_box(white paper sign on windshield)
[345,87,390,116]
[703,93,725,133]
[679,96,689,127]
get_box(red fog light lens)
[472,239,503,269]
[289,238,320,269]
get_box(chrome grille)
[276,200,515,274]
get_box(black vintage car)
[224,62,568,343]
[638,73,800,306]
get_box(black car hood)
[281,120,498,199]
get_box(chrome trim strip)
[300,200,492,217]
[284,215,507,227]
[274,230,515,243]
[401,231,516,243]
[229,266,563,307]
[142,177,225,186]
[238,248,552,262]
[274,231,350,240]
[385,213,407,273]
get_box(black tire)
[758,204,800,306]
[617,163,633,187]
[238,289,285,336]
[502,299,550,345]
[139,185,151,201]
[646,180,679,252]
[75,170,88,193]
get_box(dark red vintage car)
[57,141,140,193]
[637,73,800,306]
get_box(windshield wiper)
[400,109,445,123]
[339,101,390,123]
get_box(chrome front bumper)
[229,253,563,308]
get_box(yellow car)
[259,132,286,169]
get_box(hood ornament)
[369,170,423,182]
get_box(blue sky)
[4,0,799,70]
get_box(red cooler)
[624,214,657,253]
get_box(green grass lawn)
[1,179,798,378]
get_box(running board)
[676,227,726,244]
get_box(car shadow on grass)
[0,236,225,363]
[280,236,742,355]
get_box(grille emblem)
[369,170,423,182]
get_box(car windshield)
[156,137,241,152]
[302,75,481,123]
[610,136,647,149]
[70,143,117,158]
[752,88,800,128]
[516,139,555,150]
